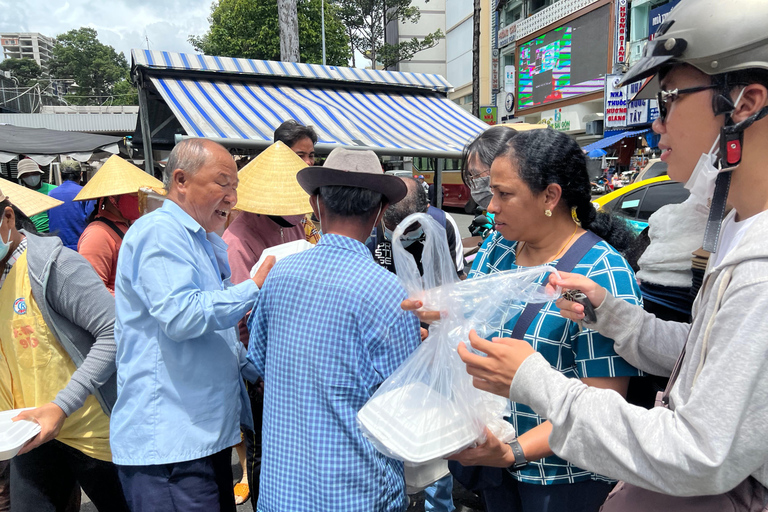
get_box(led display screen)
[517,4,610,110]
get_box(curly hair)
[495,129,636,253]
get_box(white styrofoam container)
[404,459,451,494]
[249,239,315,277]
[358,382,479,463]
[0,408,41,460]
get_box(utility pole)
[277,0,300,62]
[322,0,327,65]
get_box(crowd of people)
[0,1,767,511]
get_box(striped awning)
[133,50,453,93]
[132,50,489,157]
[148,76,487,156]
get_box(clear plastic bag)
[358,213,560,466]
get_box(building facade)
[1,33,55,73]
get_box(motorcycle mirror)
[472,214,490,225]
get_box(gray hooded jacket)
[509,210,768,496]
[22,231,117,416]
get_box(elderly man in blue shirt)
[110,138,274,512]
[246,147,422,512]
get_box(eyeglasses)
[656,85,719,123]
[466,168,490,191]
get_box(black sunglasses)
[657,85,719,123]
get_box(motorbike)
[462,212,495,269]
[591,177,609,195]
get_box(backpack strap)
[426,205,447,229]
[92,217,126,241]
[510,230,602,339]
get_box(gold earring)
[544,209,552,217]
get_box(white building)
[396,0,448,78]
[1,33,55,72]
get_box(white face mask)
[21,175,41,188]
[0,219,12,261]
[684,88,747,206]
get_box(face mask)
[0,220,12,261]
[469,176,493,209]
[21,175,41,188]
[684,88,748,206]
[115,194,141,221]
[384,226,424,248]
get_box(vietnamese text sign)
[480,106,498,125]
[614,0,628,66]
[605,74,627,128]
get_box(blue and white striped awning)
[133,50,453,93]
[144,77,488,157]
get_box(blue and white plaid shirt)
[247,233,421,512]
[470,231,643,485]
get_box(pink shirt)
[223,212,305,344]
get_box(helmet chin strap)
[701,88,768,252]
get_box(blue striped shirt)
[247,233,421,512]
[470,231,643,485]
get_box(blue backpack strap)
[510,230,602,339]
[426,205,447,228]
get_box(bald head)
[164,138,230,191]
[383,177,428,230]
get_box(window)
[501,0,524,25]
[614,188,646,219]
[636,182,689,220]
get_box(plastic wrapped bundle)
[358,213,560,470]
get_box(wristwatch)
[507,440,528,470]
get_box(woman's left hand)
[446,427,515,468]
[457,330,536,398]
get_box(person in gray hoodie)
[441,0,768,506]
[0,188,128,511]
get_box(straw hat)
[16,158,44,178]
[235,141,312,215]
[74,155,164,201]
[0,177,63,217]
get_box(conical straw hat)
[74,155,164,201]
[235,141,312,215]
[0,177,63,217]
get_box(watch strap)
[508,439,528,469]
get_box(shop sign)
[498,23,516,48]
[614,0,628,65]
[504,65,515,93]
[480,106,498,125]
[649,0,681,40]
[492,49,500,91]
[626,80,648,126]
[604,74,627,128]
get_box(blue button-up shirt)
[111,199,259,465]
[247,234,420,512]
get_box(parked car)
[592,176,690,234]
[632,158,668,183]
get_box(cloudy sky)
[0,0,213,61]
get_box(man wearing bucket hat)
[447,0,768,509]
[222,141,311,508]
[47,160,95,250]
[75,155,164,295]
[246,147,421,512]
[110,139,274,512]
[16,158,57,233]
[0,182,129,511]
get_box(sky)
[0,0,368,67]
[0,0,215,61]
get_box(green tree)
[190,0,351,66]
[48,27,130,105]
[0,58,42,85]
[335,0,444,70]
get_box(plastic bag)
[358,213,560,466]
